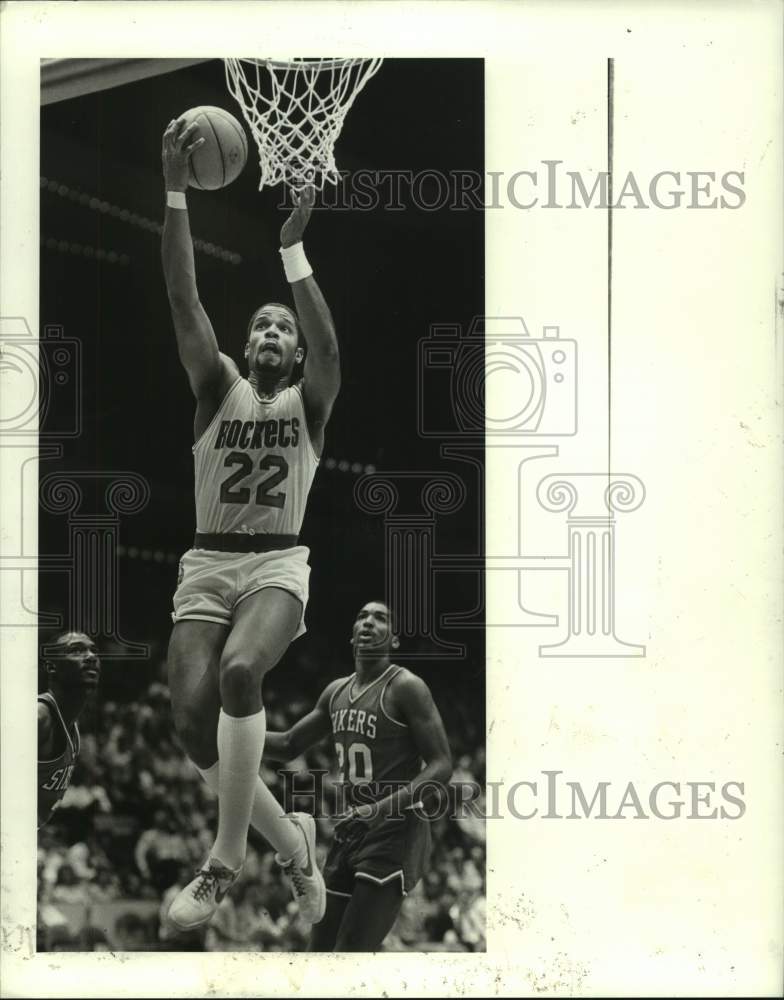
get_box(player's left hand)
[333,802,376,845]
[280,184,315,248]
[162,118,205,192]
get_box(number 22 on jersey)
[219,453,289,508]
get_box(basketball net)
[224,57,383,192]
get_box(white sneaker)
[276,812,326,924]
[167,857,240,931]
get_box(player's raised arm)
[161,119,237,406]
[263,679,341,762]
[279,187,340,456]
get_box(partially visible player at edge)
[161,118,339,930]
[264,601,453,951]
[38,632,101,829]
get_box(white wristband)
[166,191,187,210]
[280,242,312,283]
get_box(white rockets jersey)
[193,377,319,536]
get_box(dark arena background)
[38,58,485,952]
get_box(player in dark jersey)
[38,631,101,829]
[265,600,453,951]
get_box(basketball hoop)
[224,57,383,192]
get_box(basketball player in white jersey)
[161,118,337,929]
[265,601,453,951]
[38,631,101,829]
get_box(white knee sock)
[250,772,304,862]
[196,719,302,864]
[211,708,267,870]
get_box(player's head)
[350,600,399,658]
[42,631,101,695]
[244,303,305,383]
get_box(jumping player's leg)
[169,615,294,838]
[211,586,304,870]
[168,611,301,854]
[333,880,404,952]
[308,893,350,952]
[166,619,241,931]
[169,587,324,929]
[167,620,226,769]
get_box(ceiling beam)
[41,58,211,105]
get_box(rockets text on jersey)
[193,378,319,536]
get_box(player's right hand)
[161,119,205,192]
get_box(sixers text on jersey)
[329,665,424,808]
[38,692,81,828]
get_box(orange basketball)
[178,105,248,191]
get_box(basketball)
[178,105,248,191]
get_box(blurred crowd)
[38,672,486,952]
